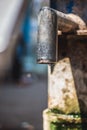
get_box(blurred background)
[0,0,49,130]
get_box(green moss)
[44,109,81,124]
[51,108,81,117]
[43,109,87,130]
[50,122,83,130]
[51,108,65,114]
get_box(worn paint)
[48,58,80,114]
[58,36,87,114]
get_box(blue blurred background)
[18,0,48,75]
[0,0,49,130]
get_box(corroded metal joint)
[37,6,86,64]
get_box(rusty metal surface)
[58,30,87,36]
[48,35,87,115]
[50,0,87,25]
[37,6,86,64]
[37,7,58,63]
[58,36,87,114]
[37,7,86,64]
[56,9,79,32]
[55,8,86,31]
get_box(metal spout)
[37,7,58,64]
[37,7,85,64]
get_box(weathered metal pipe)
[37,7,58,64]
[37,7,80,64]
[56,10,78,32]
